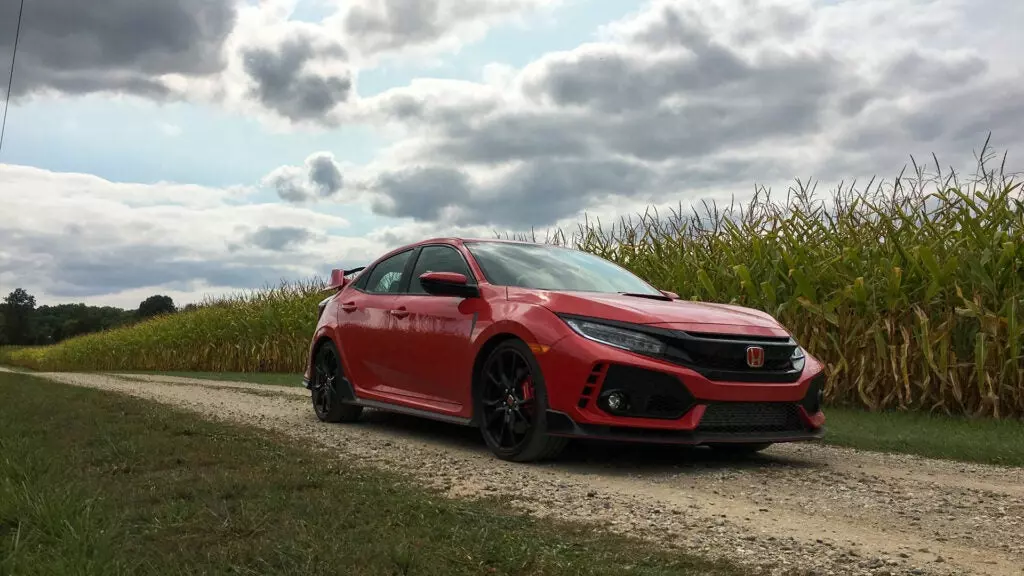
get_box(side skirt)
[327,373,473,427]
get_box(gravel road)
[15,369,1024,576]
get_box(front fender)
[471,301,572,355]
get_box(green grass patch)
[820,406,1024,467]
[0,371,747,576]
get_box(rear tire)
[311,340,363,423]
[475,339,567,462]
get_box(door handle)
[341,301,357,312]
[389,307,409,319]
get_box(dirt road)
[15,370,1024,576]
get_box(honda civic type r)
[303,238,826,462]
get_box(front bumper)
[544,408,825,444]
[536,329,827,444]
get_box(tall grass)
[0,279,327,373]
[1,143,1021,418]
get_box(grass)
[820,406,1024,467]
[1,141,1022,419]
[0,370,748,576]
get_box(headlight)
[563,317,666,355]
[791,346,806,372]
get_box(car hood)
[508,288,791,337]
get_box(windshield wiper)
[618,292,672,301]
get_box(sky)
[0,0,1022,308]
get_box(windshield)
[464,241,663,295]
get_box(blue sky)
[0,0,1020,308]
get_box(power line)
[0,0,26,159]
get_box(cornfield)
[2,145,1022,418]
[0,280,327,374]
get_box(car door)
[334,248,413,396]
[387,244,480,410]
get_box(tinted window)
[465,241,661,295]
[409,245,474,294]
[351,268,371,290]
[364,250,412,294]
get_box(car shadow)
[351,408,823,474]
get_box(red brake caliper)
[521,377,535,411]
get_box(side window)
[364,250,413,294]
[351,268,371,290]
[409,245,475,294]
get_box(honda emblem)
[746,346,765,368]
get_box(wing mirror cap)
[419,272,479,298]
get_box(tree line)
[0,288,187,346]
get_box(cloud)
[0,0,236,100]
[0,164,380,306]
[341,0,555,60]
[262,151,346,203]
[343,0,1024,229]
[239,29,353,122]
[243,226,316,251]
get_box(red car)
[303,238,826,462]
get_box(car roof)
[362,236,555,269]
[415,236,536,246]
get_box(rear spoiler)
[327,266,366,291]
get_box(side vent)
[577,363,606,408]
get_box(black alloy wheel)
[311,340,362,423]
[476,339,567,462]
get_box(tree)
[137,294,176,319]
[1,288,37,345]
[33,303,134,344]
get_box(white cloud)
[0,163,384,307]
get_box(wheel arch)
[306,325,342,380]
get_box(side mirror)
[327,269,348,291]
[419,272,479,298]
[660,290,679,299]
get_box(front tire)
[311,340,363,423]
[475,339,567,462]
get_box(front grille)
[697,402,806,434]
[597,364,694,419]
[660,331,803,383]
